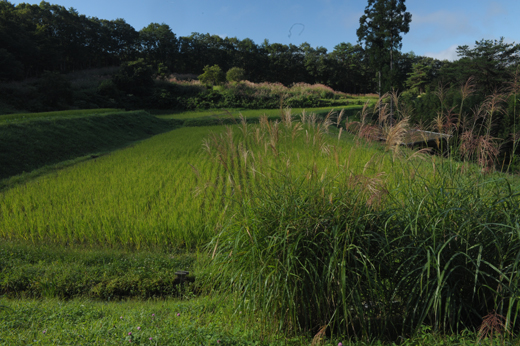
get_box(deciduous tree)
[198,64,225,86]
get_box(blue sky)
[11,0,520,61]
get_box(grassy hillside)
[0,110,181,182]
[0,108,121,124]
[1,106,520,344]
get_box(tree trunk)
[378,70,382,119]
[390,33,394,126]
[390,48,393,125]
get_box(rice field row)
[0,111,463,250]
[0,126,230,249]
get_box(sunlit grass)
[156,105,365,120]
[0,108,121,123]
[0,126,228,249]
[0,112,396,250]
[1,105,520,343]
[200,111,520,338]
[0,295,300,345]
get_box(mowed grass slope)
[0,108,121,124]
[155,105,365,120]
[0,110,181,182]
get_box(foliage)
[0,0,384,94]
[139,23,179,72]
[0,48,24,81]
[112,59,154,96]
[36,71,73,108]
[0,242,196,299]
[357,0,412,95]
[405,61,432,94]
[198,64,226,86]
[442,38,520,93]
[226,67,246,82]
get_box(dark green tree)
[198,64,225,86]
[0,49,23,80]
[405,61,432,94]
[440,38,520,93]
[112,58,154,96]
[37,70,73,108]
[357,0,412,97]
[329,42,370,93]
[139,23,179,71]
[301,43,328,84]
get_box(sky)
[10,0,520,61]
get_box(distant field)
[0,108,121,124]
[155,105,366,120]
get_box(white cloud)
[423,44,459,61]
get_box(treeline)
[3,2,520,125]
[1,0,424,94]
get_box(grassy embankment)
[1,104,520,345]
[0,110,184,186]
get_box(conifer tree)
[357,0,411,101]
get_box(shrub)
[198,65,225,86]
[97,79,120,99]
[226,67,246,82]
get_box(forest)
[0,0,514,92]
[1,1,519,96]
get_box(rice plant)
[0,126,233,249]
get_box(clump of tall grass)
[201,105,520,340]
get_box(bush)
[226,67,246,82]
[97,79,120,99]
[0,48,24,81]
[198,65,225,86]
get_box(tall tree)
[357,0,411,99]
[329,42,370,93]
[139,23,179,72]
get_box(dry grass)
[345,81,518,173]
[477,310,511,344]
